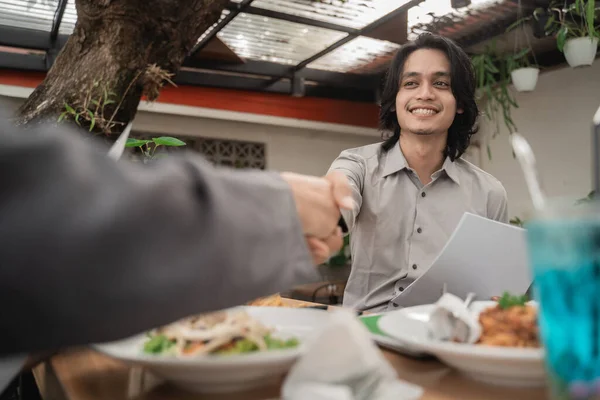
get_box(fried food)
[248,293,287,307]
[476,303,540,348]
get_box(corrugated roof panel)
[238,0,415,30]
[0,0,58,31]
[58,0,76,35]
[196,8,231,43]
[217,12,347,65]
[307,35,400,73]
[408,0,501,39]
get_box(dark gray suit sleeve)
[0,120,318,356]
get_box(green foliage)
[509,216,525,227]
[506,47,535,71]
[324,234,350,267]
[143,335,176,354]
[58,81,118,134]
[497,291,528,309]
[125,136,186,163]
[575,190,596,204]
[471,42,519,156]
[545,0,600,52]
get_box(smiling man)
[328,33,508,312]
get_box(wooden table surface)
[32,299,549,400]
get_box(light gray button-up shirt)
[328,142,508,312]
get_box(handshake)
[281,171,354,265]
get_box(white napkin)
[426,293,481,343]
[281,310,424,400]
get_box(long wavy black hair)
[379,33,478,161]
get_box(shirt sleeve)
[0,118,318,356]
[327,150,365,231]
[487,182,509,223]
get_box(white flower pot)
[511,67,539,92]
[564,37,599,67]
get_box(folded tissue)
[426,293,482,344]
[282,309,424,400]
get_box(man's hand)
[281,171,353,239]
[282,171,353,264]
[306,227,344,265]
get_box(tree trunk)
[16,0,229,135]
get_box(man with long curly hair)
[328,33,508,312]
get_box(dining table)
[31,298,548,400]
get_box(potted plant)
[508,48,540,92]
[471,42,519,158]
[546,0,599,67]
[506,10,541,92]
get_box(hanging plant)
[507,48,540,92]
[505,0,541,92]
[545,0,600,67]
[471,42,519,159]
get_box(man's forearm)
[0,121,317,355]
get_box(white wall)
[479,61,600,220]
[0,94,378,176]
[132,112,378,175]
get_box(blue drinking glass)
[526,202,600,400]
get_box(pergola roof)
[0,0,564,103]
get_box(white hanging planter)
[511,67,539,92]
[563,37,599,67]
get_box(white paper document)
[0,354,26,394]
[391,212,532,308]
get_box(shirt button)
[421,192,426,197]
[417,227,422,234]
[412,264,417,270]
[393,303,399,307]
[399,287,404,292]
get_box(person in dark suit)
[0,114,351,358]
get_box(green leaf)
[125,138,151,148]
[506,17,527,33]
[87,110,96,132]
[545,15,556,31]
[485,59,499,74]
[152,136,186,147]
[514,47,531,60]
[497,291,528,309]
[57,112,67,123]
[264,334,299,350]
[143,335,176,354]
[103,99,116,106]
[64,103,76,114]
[568,1,581,16]
[587,0,596,37]
[557,26,568,52]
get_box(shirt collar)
[441,156,461,185]
[381,143,461,185]
[381,142,408,178]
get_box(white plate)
[378,301,547,387]
[93,306,331,393]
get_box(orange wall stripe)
[0,69,379,128]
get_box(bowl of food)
[93,306,331,393]
[378,293,546,387]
